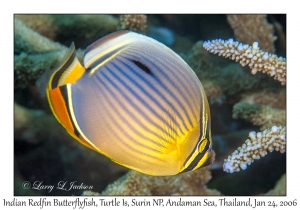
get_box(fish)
[46,30,214,176]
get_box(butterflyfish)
[46,30,214,176]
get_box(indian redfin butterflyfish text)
[46,30,214,176]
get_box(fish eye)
[197,138,209,153]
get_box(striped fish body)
[47,30,213,176]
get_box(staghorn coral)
[184,40,280,106]
[223,125,286,173]
[14,51,63,88]
[15,14,57,40]
[216,63,264,96]
[83,166,220,196]
[14,18,65,54]
[182,43,235,104]
[227,15,277,53]
[208,34,287,188]
[240,89,286,110]
[232,102,286,130]
[119,14,147,33]
[14,18,67,88]
[203,39,286,85]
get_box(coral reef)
[14,18,65,54]
[84,166,220,196]
[16,14,119,45]
[240,89,286,110]
[223,125,286,173]
[182,40,282,107]
[14,14,286,196]
[201,18,286,177]
[15,51,63,88]
[14,19,67,88]
[15,14,57,40]
[52,15,118,46]
[232,102,286,130]
[203,39,286,85]
[227,15,277,53]
[119,14,147,33]
[14,19,89,88]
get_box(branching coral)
[119,14,147,33]
[203,37,286,178]
[184,41,261,105]
[232,102,286,130]
[14,19,67,88]
[240,89,286,110]
[227,15,277,53]
[223,125,286,173]
[83,166,220,196]
[15,51,63,88]
[203,39,286,85]
[184,40,281,107]
[14,18,65,54]
[15,14,57,40]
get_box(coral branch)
[240,89,286,110]
[203,39,286,85]
[227,15,277,53]
[84,166,220,196]
[223,125,286,173]
[119,14,147,33]
[14,18,65,54]
[232,102,286,130]
[15,15,57,40]
[14,51,64,88]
